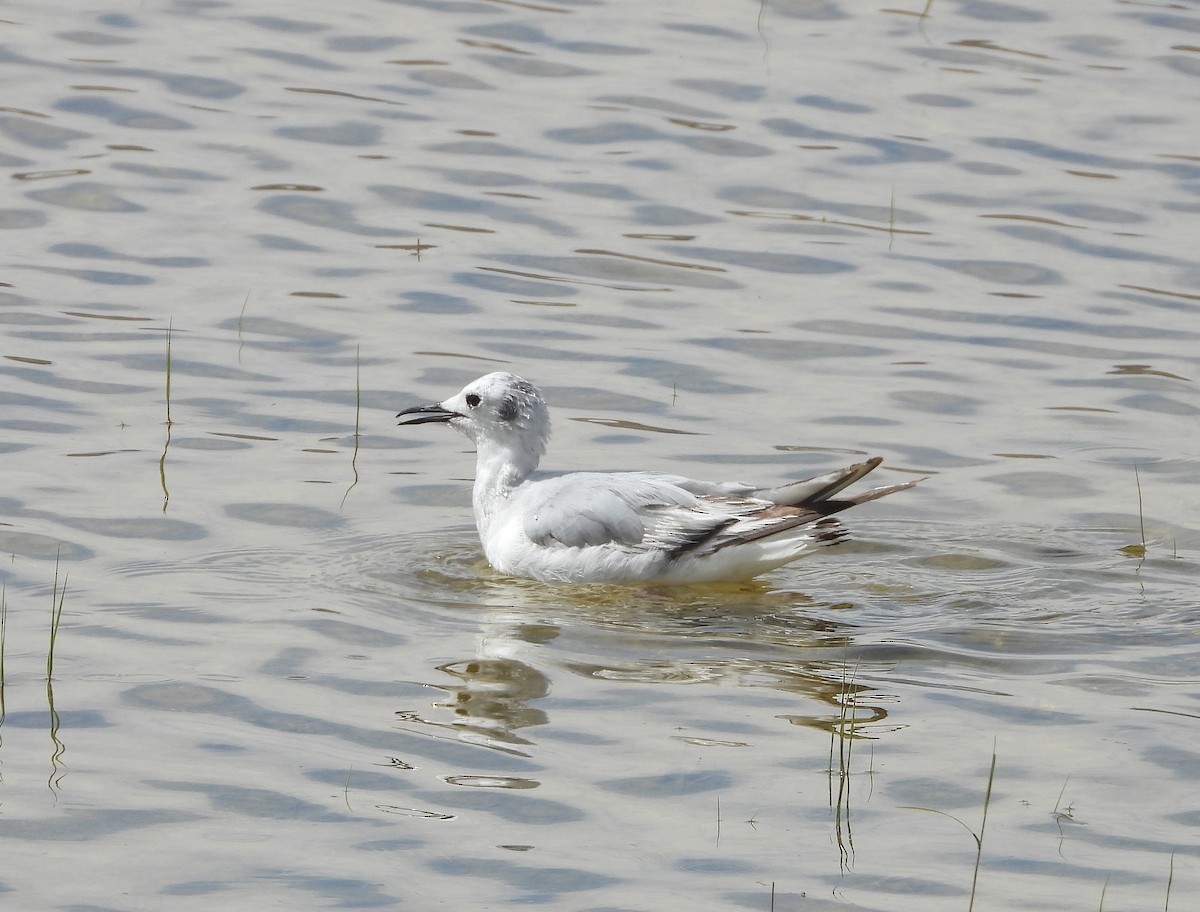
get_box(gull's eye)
[465,393,481,408]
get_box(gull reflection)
[397,612,555,755]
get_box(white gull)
[398,372,921,584]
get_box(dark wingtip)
[830,475,926,511]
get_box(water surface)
[1,1,1198,909]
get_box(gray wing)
[655,474,757,499]
[635,460,886,505]
[520,472,740,552]
[520,461,921,560]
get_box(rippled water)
[1,0,1198,908]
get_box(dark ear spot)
[498,396,519,422]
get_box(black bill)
[397,404,459,426]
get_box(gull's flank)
[398,372,921,584]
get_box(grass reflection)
[0,584,6,731]
[158,319,173,513]
[47,556,68,797]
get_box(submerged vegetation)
[47,555,67,683]
[47,552,68,790]
[159,319,174,512]
[829,660,866,871]
[0,558,71,793]
[1120,465,1147,558]
[902,742,997,912]
[1,584,6,723]
[894,746,1183,911]
[341,343,362,508]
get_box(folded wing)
[520,460,922,563]
[521,472,741,554]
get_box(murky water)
[1,0,1197,908]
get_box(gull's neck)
[471,435,543,529]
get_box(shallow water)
[1,0,1198,909]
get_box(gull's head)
[397,372,550,459]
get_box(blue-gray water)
[1,1,1197,909]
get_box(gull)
[398,372,921,584]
